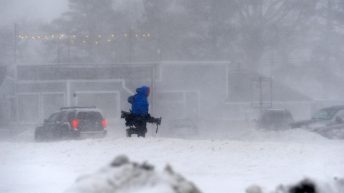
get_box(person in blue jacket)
[128,86,150,116]
[123,86,161,137]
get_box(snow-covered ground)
[0,124,343,193]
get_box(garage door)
[76,92,120,119]
[18,94,39,123]
[42,93,65,119]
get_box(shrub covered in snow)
[65,155,202,193]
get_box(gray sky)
[1,0,68,24]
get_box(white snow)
[0,126,343,193]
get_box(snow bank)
[65,155,201,193]
[246,177,344,193]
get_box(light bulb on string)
[15,31,152,42]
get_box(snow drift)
[246,177,344,193]
[65,155,201,193]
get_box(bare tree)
[228,0,318,70]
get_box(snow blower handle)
[144,114,161,134]
[155,117,162,134]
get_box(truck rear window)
[77,111,103,121]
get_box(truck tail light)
[101,119,107,128]
[71,119,79,130]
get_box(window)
[67,111,76,122]
[77,111,103,121]
[56,111,68,122]
[47,112,60,122]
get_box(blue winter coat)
[129,86,150,116]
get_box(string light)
[16,32,152,45]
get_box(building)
[0,61,312,125]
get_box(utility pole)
[57,43,62,64]
[128,28,134,63]
[13,23,18,123]
[157,49,161,62]
[258,77,263,113]
[150,64,156,115]
[326,0,334,66]
[14,23,17,65]
[67,39,71,63]
[252,76,272,113]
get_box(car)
[291,105,344,129]
[256,109,294,130]
[34,106,107,141]
[290,105,344,139]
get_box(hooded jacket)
[129,86,150,116]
